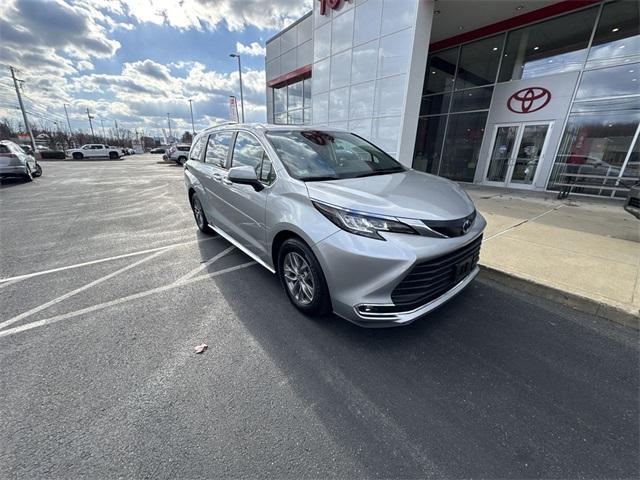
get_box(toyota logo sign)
[507,87,551,114]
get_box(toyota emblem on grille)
[507,87,551,114]
[462,219,472,234]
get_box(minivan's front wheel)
[278,238,330,316]
[190,194,213,234]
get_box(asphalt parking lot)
[1,154,638,479]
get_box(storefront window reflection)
[413,115,446,174]
[439,112,488,182]
[455,34,503,90]
[498,7,598,82]
[423,48,457,95]
[548,100,640,198]
[587,0,640,69]
[273,78,312,125]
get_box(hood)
[305,170,474,221]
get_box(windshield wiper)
[353,168,404,178]
[303,175,341,182]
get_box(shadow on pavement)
[193,235,639,479]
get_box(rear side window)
[205,131,232,168]
[190,136,206,161]
[231,132,276,185]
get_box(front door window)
[486,122,551,187]
[510,124,549,184]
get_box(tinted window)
[204,132,232,168]
[455,34,503,89]
[266,130,404,181]
[190,136,206,160]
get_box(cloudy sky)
[0,0,313,139]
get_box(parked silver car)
[184,124,485,327]
[0,140,42,182]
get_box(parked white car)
[65,144,121,160]
[166,144,191,164]
[0,140,42,182]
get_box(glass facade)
[273,77,312,125]
[413,0,640,197]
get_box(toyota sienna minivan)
[184,124,485,327]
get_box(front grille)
[629,196,640,208]
[391,235,482,310]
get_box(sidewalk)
[464,185,640,327]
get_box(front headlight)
[313,201,417,240]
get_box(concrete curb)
[478,265,640,330]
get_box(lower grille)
[391,235,482,310]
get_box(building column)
[396,0,435,167]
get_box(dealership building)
[264,0,639,198]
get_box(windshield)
[265,130,404,181]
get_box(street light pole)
[188,99,195,135]
[63,103,74,147]
[167,113,172,140]
[86,108,95,141]
[9,66,37,153]
[100,117,106,141]
[229,53,245,123]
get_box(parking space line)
[0,249,169,331]
[0,236,219,284]
[0,261,256,339]
[172,245,235,284]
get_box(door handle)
[222,178,233,185]
[212,173,222,181]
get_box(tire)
[190,193,213,234]
[33,163,42,177]
[178,156,187,165]
[278,238,331,317]
[109,151,119,160]
[23,164,33,182]
[72,152,83,160]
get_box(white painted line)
[0,261,256,339]
[0,249,168,331]
[172,245,235,284]
[0,236,219,284]
[483,205,563,241]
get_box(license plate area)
[454,257,474,283]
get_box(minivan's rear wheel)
[278,238,330,316]
[33,164,42,177]
[190,194,213,234]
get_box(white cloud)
[235,41,266,57]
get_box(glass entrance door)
[485,122,552,187]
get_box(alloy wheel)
[192,196,205,229]
[283,251,315,305]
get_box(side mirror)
[227,165,264,191]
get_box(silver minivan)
[184,124,485,327]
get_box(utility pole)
[229,53,245,123]
[114,120,119,144]
[9,66,37,153]
[86,108,95,141]
[166,113,172,141]
[188,99,195,135]
[100,118,106,141]
[63,103,73,148]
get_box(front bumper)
[312,213,486,327]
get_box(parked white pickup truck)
[65,144,122,160]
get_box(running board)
[208,224,276,274]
